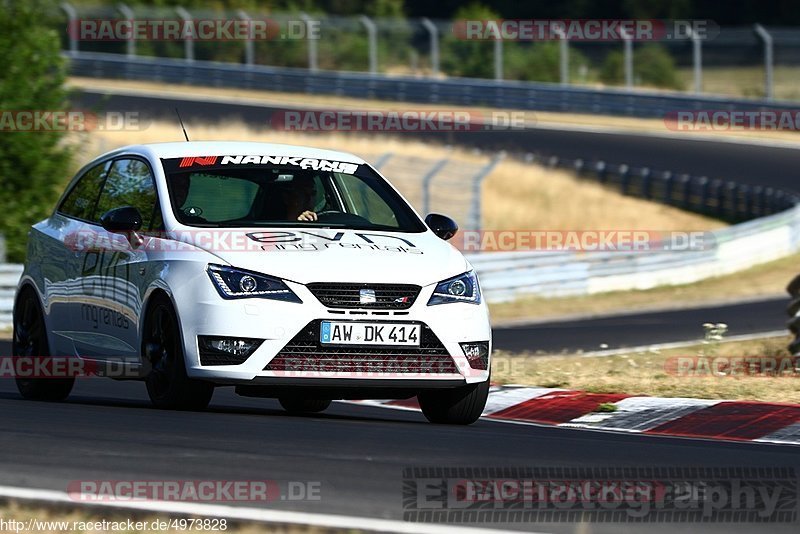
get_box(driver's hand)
[297,210,318,222]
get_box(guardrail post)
[752,185,764,216]
[421,18,439,77]
[494,37,503,81]
[421,158,450,215]
[740,184,752,218]
[469,153,505,231]
[118,3,136,57]
[238,10,255,66]
[301,13,319,72]
[713,179,725,218]
[698,176,709,212]
[175,7,194,62]
[618,164,630,194]
[595,161,607,183]
[661,171,673,204]
[764,187,775,214]
[679,174,692,208]
[723,182,737,219]
[61,2,78,53]
[573,159,584,175]
[621,27,633,88]
[359,15,378,75]
[754,24,774,100]
[640,167,652,199]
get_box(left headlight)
[207,264,302,303]
[427,270,481,306]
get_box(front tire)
[143,296,214,410]
[279,397,331,414]
[13,289,74,401]
[418,379,489,425]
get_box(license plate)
[320,321,420,346]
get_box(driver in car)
[281,176,319,221]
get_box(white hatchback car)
[13,141,491,424]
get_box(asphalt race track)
[10,89,788,531]
[493,296,788,353]
[0,345,797,533]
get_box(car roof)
[99,141,367,165]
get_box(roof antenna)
[175,107,190,141]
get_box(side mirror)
[425,213,458,241]
[100,206,143,233]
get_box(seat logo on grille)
[359,288,376,304]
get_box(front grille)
[306,283,421,310]
[265,320,458,374]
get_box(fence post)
[373,152,393,171]
[494,37,503,81]
[621,27,633,88]
[552,26,568,85]
[469,153,505,231]
[301,13,319,72]
[754,24,774,100]
[421,158,450,215]
[685,25,702,93]
[175,7,194,62]
[61,2,78,53]
[359,15,378,75]
[237,10,255,66]
[118,3,136,58]
[421,18,439,77]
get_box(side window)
[58,161,110,220]
[95,158,160,230]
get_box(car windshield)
[161,158,426,232]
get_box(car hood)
[171,227,469,286]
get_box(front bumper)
[171,276,492,386]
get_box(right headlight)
[427,270,481,306]
[207,264,302,303]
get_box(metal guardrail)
[65,51,800,119]
[471,204,800,302]
[536,155,800,223]
[2,202,799,316]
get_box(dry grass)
[69,76,800,144]
[482,158,723,232]
[492,335,800,403]
[78,120,722,233]
[678,65,800,102]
